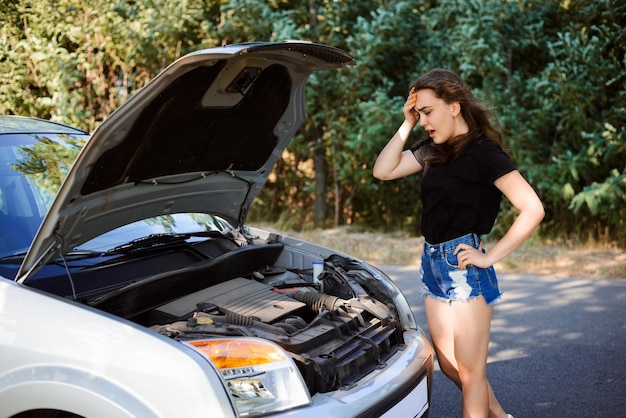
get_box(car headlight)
[188,338,311,416]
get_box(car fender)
[0,365,155,418]
[0,279,236,418]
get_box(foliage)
[517,0,626,243]
[0,0,225,131]
[1,0,625,244]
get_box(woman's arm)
[455,170,545,269]
[373,121,423,180]
[373,90,423,180]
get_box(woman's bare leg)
[424,296,507,418]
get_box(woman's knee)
[457,364,487,387]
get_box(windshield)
[80,213,230,253]
[0,131,87,257]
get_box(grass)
[253,224,626,279]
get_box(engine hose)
[224,312,255,326]
[292,291,344,312]
[194,312,288,335]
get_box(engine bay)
[27,232,407,395]
[149,254,406,394]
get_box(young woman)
[373,69,544,418]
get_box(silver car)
[0,42,433,418]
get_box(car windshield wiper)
[105,231,227,255]
[61,249,107,260]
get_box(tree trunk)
[313,139,326,228]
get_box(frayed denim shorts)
[420,233,502,305]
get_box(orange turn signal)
[189,339,287,370]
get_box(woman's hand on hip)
[454,242,490,270]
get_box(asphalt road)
[380,266,626,418]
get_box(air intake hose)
[292,291,345,312]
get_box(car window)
[0,132,86,255]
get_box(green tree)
[0,0,224,131]
[515,0,626,243]
[1,0,625,244]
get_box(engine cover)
[152,277,306,323]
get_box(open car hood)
[18,42,354,280]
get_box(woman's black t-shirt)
[410,139,515,244]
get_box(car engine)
[149,254,405,395]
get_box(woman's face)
[413,88,465,144]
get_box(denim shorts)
[420,233,502,305]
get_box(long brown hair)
[411,69,506,165]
